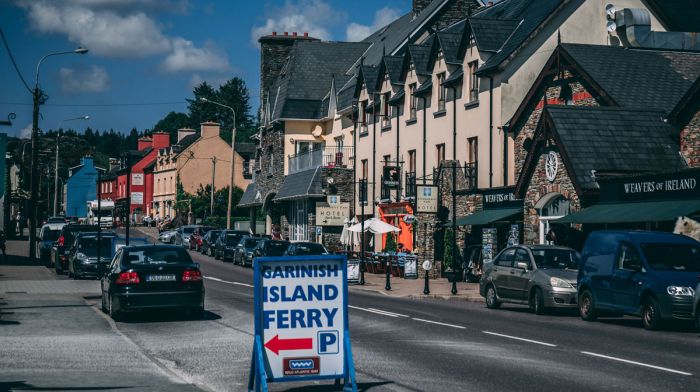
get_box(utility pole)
[210,156,217,217]
[97,169,102,264]
[228,127,236,229]
[125,153,131,246]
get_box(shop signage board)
[403,255,417,279]
[347,260,360,283]
[482,187,522,209]
[382,166,400,189]
[482,228,497,264]
[316,202,350,226]
[507,224,520,247]
[131,192,144,205]
[599,169,700,203]
[416,186,438,213]
[132,173,144,186]
[249,255,357,392]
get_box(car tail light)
[182,269,202,282]
[57,235,65,246]
[115,271,140,285]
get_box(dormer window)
[469,61,479,102]
[359,100,369,134]
[437,72,446,111]
[409,83,417,120]
[381,92,391,128]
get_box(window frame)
[409,83,417,120]
[437,72,446,111]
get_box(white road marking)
[368,308,410,318]
[204,276,253,288]
[348,305,399,318]
[580,351,692,376]
[482,331,557,347]
[412,318,466,329]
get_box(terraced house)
[241,0,699,273]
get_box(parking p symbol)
[318,331,339,354]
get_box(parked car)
[234,236,263,266]
[174,225,199,248]
[252,240,291,266]
[46,216,67,224]
[201,230,222,256]
[100,245,205,320]
[480,245,579,314]
[51,224,99,274]
[67,232,117,279]
[37,223,64,266]
[693,279,700,331]
[189,226,216,251]
[284,242,329,256]
[214,230,247,262]
[578,231,700,330]
[158,230,177,243]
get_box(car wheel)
[642,297,662,330]
[579,290,597,321]
[485,285,501,309]
[109,293,122,322]
[530,287,546,315]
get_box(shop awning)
[273,167,323,202]
[556,199,700,224]
[454,207,523,226]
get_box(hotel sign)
[416,185,438,213]
[316,202,349,226]
[599,169,700,202]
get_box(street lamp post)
[29,47,88,260]
[54,116,89,216]
[199,97,236,229]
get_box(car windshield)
[639,242,700,272]
[265,241,289,256]
[78,237,112,257]
[43,229,61,241]
[244,238,261,248]
[295,243,328,255]
[183,227,195,234]
[210,231,222,240]
[531,249,578,269]
[226,234,242,245]
[124,247,192,265]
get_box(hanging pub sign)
[598,169,700,203]
[416,185,438,213]
[382,166,400,189]
[249,255,357,391]
[482,187,522,209]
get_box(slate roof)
[443,67,464,86]
[383,56,405,85]
[469,17,520,52]
[273,167,323,201]
[238,183,262,208]
[235,142,256,156]
[642,0,700,32]
[544,106,686,190]
[414,79,433,96]
[407,44,433,76]
[387,88,405,105]
[172,133,199,154]
[360,65,380,94]
[476,0,565,75]
[436,32,463,64]
[269,41,370,121]
[336,75,358,112]
[561,44,700,116]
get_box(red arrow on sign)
[264,335,313,355]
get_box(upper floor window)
[360,100,369,133]
[383,154,391,166]
[381,93,391,128]
[334,136,344,149]
[469,61,479,102]
[437,73,446,111]
[408,150,416,173]
[436,143,445,164]
[409,83,417,120]
[361,159,368,180]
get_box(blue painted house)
[65,156,99,218]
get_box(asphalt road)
[3,235,699,392]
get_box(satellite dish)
[312,125,323,137]
[605,4,616,19]
[422,260,433,271]
[606,20,617,33]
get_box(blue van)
[577,231,699,330]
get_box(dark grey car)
[480,245,579,314]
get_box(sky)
[0,0,410,139]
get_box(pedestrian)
[272,224,282,240]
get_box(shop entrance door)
[535,193,570,245]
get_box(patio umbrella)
[348,218,400,234]
[340,217,360,246]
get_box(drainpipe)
[372,93,377,215]
[421,96,427,183]
[503,124,509,186]
[450,84,458,295]
[395,101,400,200]
[352,106,357,218]
[489,76,494,188]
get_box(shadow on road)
[0,381,133,391]
[596,317,697,332]
[280,381,394,391]
[495,305,579,317]
[0,254,42,267]
[119,309,222,324]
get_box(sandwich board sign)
[249,255,357,392]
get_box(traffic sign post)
[249,255,357,392]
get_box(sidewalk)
[350,271,484,302]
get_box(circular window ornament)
[545,151,558,182]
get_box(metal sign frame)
[248,255,357,392]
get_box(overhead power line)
[0,101,188,107]
[0,26,32,93]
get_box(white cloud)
[19,123,33,139]
[189,74,229,89]
[163,38,231,73]
[59,65,110,93]
[346,7,401,42]
[250,0,346,46]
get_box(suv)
[214,230,248,262]
[480,245,579,314]
[578,231,700,330]
[67,232,117,279]
[51,224,99,274]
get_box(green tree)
[152,111,192,144]
[186,81,219,128]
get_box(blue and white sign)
[249,255,357,392]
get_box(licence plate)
[146,274,176,282]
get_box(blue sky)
[0,0,409,138]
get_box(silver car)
[480,245,579,314]
[158,230,177,243]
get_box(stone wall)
[255,125,287,205]
[436,160,482,252]
[681,110,700,168]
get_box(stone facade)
[436,160,482,252]
[680,111,700,168]
[254,125,287,212]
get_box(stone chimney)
[200,121,220,139]
[258,31,319,120]
[413,0,433,14]
[177,128,196,142]
[137,136,152,151]
[151,131,170,149]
